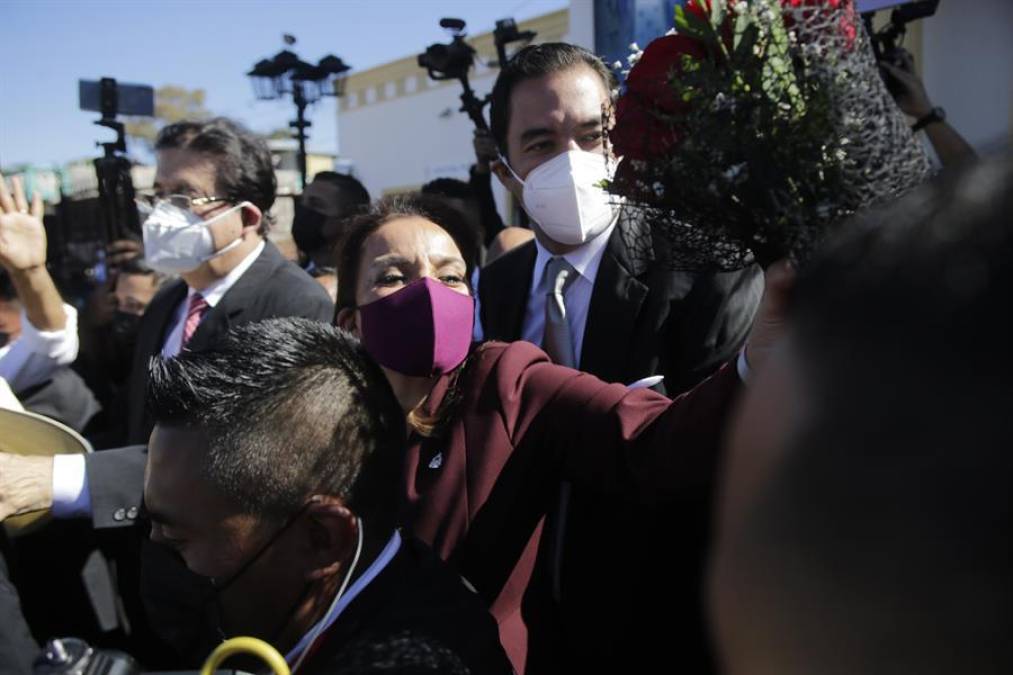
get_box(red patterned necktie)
[180,293,208,349]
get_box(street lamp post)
[247,37,350,188]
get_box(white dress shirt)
[519,221,616,367]
[53,241,266,518]
[161,240,265,357]
[0,303,80,393]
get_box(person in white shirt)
[0,174,79,394]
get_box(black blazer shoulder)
[478,238,537,342]
[303,536,513,675]
[125,241,334,443]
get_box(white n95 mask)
[142,201,248,274]
[505,150,621,246]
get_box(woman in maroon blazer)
[334,195,785,674]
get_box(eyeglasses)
[137,194,230,212]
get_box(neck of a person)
[532,225,582,256]
[181,234,262,292]
[382,366,438,416]
[271,532,391,656]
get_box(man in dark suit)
[478,43,763,672]
[0,117,333,519]
[142,318,511,673]
[0,118,333,663]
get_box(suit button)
[113,508,126,522]
[126,507,139,520]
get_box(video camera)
[79,77,154,245]
[417,17,536,131]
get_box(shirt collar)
[188,240,265,307]
[532,216,617,292]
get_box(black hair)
[155,117,277,235]
[725,156,1013,674]
[489,42,616,158]
[334,194,480,311]
[420,178,475,201]
[305,171,371,217]
[147,317,406,531]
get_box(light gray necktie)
[541,256,578,368]
[541,256,578,604]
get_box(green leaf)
[710,0,726,29]
[675,5,714,44]
[733,23,758,61]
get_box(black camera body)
[416,16,537,131]
[417,18,475,82]
[33,638,139,675]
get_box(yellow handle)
[200,636,291,675]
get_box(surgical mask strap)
[211,500,310,596]
[198,202,249,263]
[499,155,525,185]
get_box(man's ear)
[491,157,523,199]
[302,497,359,581]
[335,307,359,336]
[240,203,263,234]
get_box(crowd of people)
[0,34,1006,675]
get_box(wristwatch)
[912,106,946,132]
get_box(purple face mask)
[357,277,474,377]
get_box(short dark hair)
[305,171,371,219]
[489,42,616,158]
[334,194,479,311]
[155,117,277,235]
[728,157,1013,673]
[420,178,474,201]
[147,317,406,530]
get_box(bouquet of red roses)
[608,0,931,269]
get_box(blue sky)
[0,0,568,168]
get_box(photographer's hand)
[882,50,932,118]
[0,173,66,332]
[881,53,976,168]
[473,128,499,175]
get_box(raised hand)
[0,173,47,272]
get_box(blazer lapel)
[139,281,187,361]
[187,242,283,351]
[579,228,649,385]
[481,241,536,341]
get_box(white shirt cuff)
[51,453,92,518]
[19,303,79,365]
[736,349,751,383]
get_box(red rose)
[625,34,707,113]
[611,93,681,162]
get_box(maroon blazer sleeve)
[474,340,741,504]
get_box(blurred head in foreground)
[710,156,1013,675]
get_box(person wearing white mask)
[123,117,334,445]
[478,43,764,674]
[0,117,332,665]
